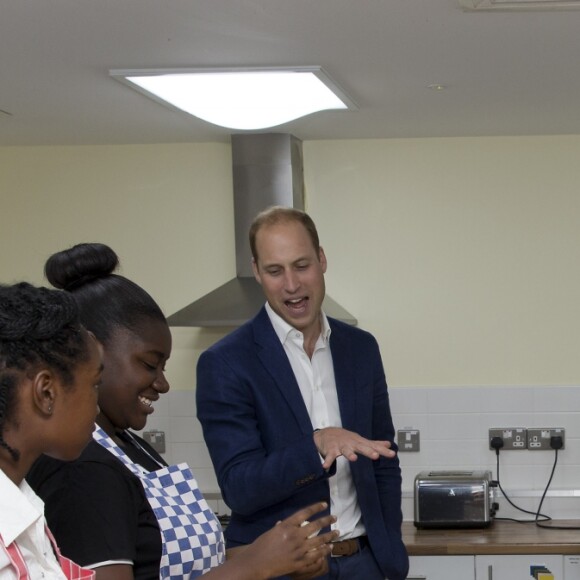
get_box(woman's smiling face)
[97,318,172,433]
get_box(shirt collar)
[0,469,44,545]
[264,302,332,347]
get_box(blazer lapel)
[329,321,358,432]
[252,308,313,434]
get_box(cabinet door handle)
[406,577,427,579]
[488,564,493,580]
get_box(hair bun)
[45,243,120,291]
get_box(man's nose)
[283,270,300,292]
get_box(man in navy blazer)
[196,207,408,580]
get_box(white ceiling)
[2,0,580,146]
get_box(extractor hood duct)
[166,133,357,327]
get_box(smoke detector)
[459,0,580,10]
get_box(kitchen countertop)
[402,520,580,555]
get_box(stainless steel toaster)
[414,470,497,529]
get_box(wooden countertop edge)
[402,520,580,556]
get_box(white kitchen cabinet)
[475,555,562,579]
[407,555,580,580]
[565,556,580,580]
[407,555,475,580]
[403,522,580,580]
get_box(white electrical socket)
[527,428,565,450]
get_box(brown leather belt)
[330,535,368,557]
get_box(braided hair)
[44,243,165,346]
[0,282,89,461]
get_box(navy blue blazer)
[196,307,409,580]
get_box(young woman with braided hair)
[28,242,338,580]
[0,282,103,579]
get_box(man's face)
[252,220,327,341]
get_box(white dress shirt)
[0,469,66,580]
[265,302,366,540]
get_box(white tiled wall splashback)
[137,385,580,520]
[391,385,580,521]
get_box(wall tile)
[168,390,197,417]
[172,441,214,470]
[171,416,204,442]
[389,387,429,414]
[534,386,580,413]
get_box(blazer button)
[295,474,316,486]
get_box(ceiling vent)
[459,0,580,10]
[166,133,357,327]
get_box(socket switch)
[142,429,166,454]
[528,428,565,450]
[489,427,527,450]
[397,429,420,452]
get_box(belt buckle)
[330,538,358,558]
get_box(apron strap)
[1,537,29,580]
[45,526,96,580]
[1,529,95,580]
[92,426,146,478]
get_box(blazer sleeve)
[367,335,408,580]
[371,342,403,526]
[196,348,333,516]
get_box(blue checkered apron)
[93,427,225,579]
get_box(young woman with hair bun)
[28,242,337,580]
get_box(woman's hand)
[229,502,337,580]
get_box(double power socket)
[489,427,565,451]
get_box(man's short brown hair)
[249,206,320,263]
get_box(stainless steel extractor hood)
[166,133,357,327]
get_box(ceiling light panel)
[110,66,356,130]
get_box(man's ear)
[319,247,328,274]
[32,369,57,416]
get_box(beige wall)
[2,136,580,389]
